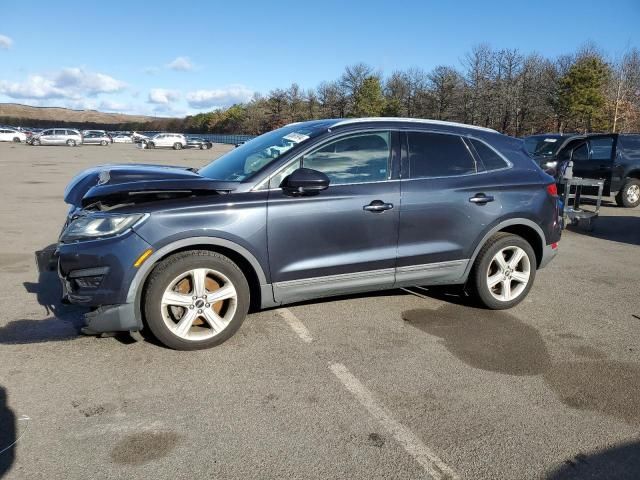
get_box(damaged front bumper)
[51,229,153,335]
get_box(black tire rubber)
[13,137,20,143]
[143,250,250,350]
[66,139,75,147]
[615,178,640,208]
[469,232,537,310]
[173,143,182,150]
[200,144,205,150]
[101,140,107,146]
[148,142,155,149]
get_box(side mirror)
[281,168,330,195]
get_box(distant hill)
[0,103,176,127]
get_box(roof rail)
[331,117,498,133]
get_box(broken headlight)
[60,213,146,242]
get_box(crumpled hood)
[64,163,236,207]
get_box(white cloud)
[186,85,254,109]
[166,56,194,71]
[0,68,126,100]
[0,34,13,50]
[54,68,126,95]
[148,88,181,104]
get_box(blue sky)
[1,0,639,117]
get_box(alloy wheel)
[626,184,640,204]
[161,268,237,340]
[486,246,531,302]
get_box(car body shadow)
[0,245,86,345]
[568,214,640,246]
[546,440,640,479]
[0,386,16,478]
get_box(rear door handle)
[364,200,394,212]
[469,193,494,204]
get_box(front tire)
[469,233,536,310]
[143,250,250,350]
[615,178,640,208]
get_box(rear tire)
[66,139,76,147]
[469,233,536,310]
[615,178,640,208]
[13,137,20,143]
[173,142,182,150]
[100,140,108,146]
[143,250,250,350]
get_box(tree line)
[5,43,639,137]
[181,43,640,137]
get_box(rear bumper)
[539,242,559,269]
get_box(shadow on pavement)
[0,386,16,478]
[0,244,86,345]
[547,441,640,480]
[568,214,640,246]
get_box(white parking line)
[330,363,458,480]
[277,308,313,343]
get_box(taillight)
[547,183,558,197]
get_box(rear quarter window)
[619,135,640,161]
[470,139,509,170]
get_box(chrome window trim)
[253,128,397,191]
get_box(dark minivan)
[525,133,640,208]
[57,118,561,350]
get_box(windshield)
[198,121,336,181]
[524,136,564,157]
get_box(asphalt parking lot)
[0,141,639,479]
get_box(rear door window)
[407,132,476,178]
[588,137,614,161]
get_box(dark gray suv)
[57,118,561,350]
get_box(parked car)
[186,137,213,150]
[112,134,133,143]
[31,129,82,146]
[82,132,111,146]
[525,133,640,208]
[147,133,187,150]
[57,118,561,350]
[83,130,111,141]
[0,127,26,143]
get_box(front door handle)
[363,200,394,212]
[469,193,495,204]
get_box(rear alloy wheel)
[200,144,206,150]
[100,140,108,146]
[615,178,640,208]
[66,139,76,147]
[13,137,21,143]
[147,142,155,149]
[144,250,249,350]
[470,233,536,309]
[173,142,183,150]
